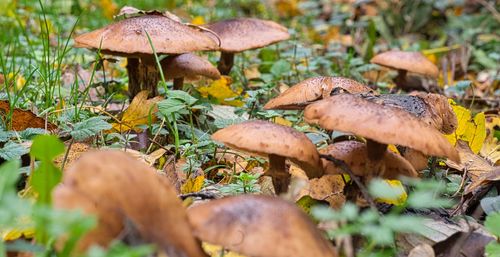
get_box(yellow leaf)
[275,0,302,17]
[202,242,247,257]
[180,175,204,194]
[191,16,205,25]
[111,91,163,133]
[445,101,486,154]
[387,144,400,154]
[99,0,118,19]
[273,117,292,127]
[376,180,407,206]
[197,76,244,107]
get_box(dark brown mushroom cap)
[211,120,323,178]
[74,15,219,57]
[304,94,460,162]
[187,195,338,257]
[264,76,375,110]
[410,92,457,134]
[320,141,418,179]
[160,53,221,81]
[370,50,439,78]
[204,18,290,53]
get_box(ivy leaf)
[71,116,112,141]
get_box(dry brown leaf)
[298,175,345,209]
[53,150,207,257]
[111,91,163,133]
[0,101,57,131]
[446,140,495,183]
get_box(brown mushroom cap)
[204,18,290,53]
[54,150,207,257]
[410,92,457,134]
[74,15,219,57]
[187,195,338,257]
[211,120,323,178]
[320,141,418,179]
[264,76,375,110]
[160,53,221,81]
[304,94,460,162]
[370,50,439,78]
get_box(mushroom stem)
[217,52,235,75]
[366,139,387,161]
[394,69,407,89]
[264,154,290,194]
[126,56,160,99]
[173,77,184,90]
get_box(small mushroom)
[370,50,439,91]
[304,94,459,175]
[53,150,207,257]
[204,18,290,75]
[160,53,221,90]
[264,76,375,110]
[211,120,323,194]
[74,14,219,98]
[187,195,338,257]
[320,141,417,179]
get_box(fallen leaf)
[54,142,91,169]
[190,16,205,25]
[0,101,57,131]
[298,174,345,209]
[445,102,486,154]
[181,174,205,194]
[111,90,163,133]
[376,180,408,206]
[197,76,244,107]
[202,243,247,257]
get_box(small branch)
[320,154,377,211]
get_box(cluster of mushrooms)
[65,7,463,257]
[215,75,460,195]
[74,8,289,97]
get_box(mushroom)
[160,53,221,90]
[264,76,375,110]
[370,50,439,91]
[187,195,338,257]
[74,14,219,98]
[320,141,417,179]
[211,120,323,194]
[304,94,459,176]
[53,150,207,257]
[204,18,290,75]
[361,92,457,170]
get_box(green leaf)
[481,196,500,215]
[486,241,500,257]
[166,90,197,105]
[157,99,187,116]
[30,135,65,162]
[0,160,20,196]
[270,59,291,77]
[484,212,500,237]
[30,135,64,205]
[70,116,112,141]
[0,141,29,160]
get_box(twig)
[476,0,500,23]
[320,154,377,211]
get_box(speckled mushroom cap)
[370,50,439,78]
[264,76,375,110]
[211,120,323,178]
[161,53,221,81]
[74,15,219,57]
[204,18,290,53]
[320,141,418,179]
[304,94,460,162]
[362,93,457,135]
[410,92,457,134]
[187,195,338,257]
